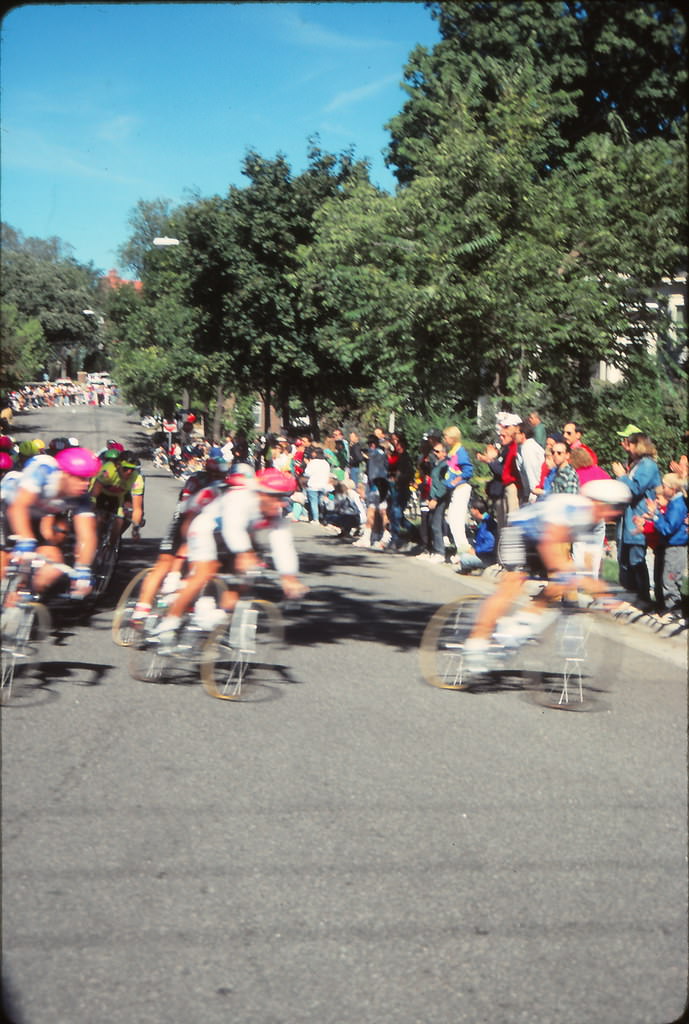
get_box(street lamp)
[153,237,180,247]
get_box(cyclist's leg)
[469,570,526,639]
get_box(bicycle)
[200,570,286,701]
[419,582,621,711]
[1,557,80,705]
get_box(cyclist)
[90,449,145,542]
[128,457,239,624]
[2,446,102,596]
[97,439,125,460]
[462,479,632,670]
[150,467,307,645]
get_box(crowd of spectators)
[207,412,685,622]
[4,379,117,414]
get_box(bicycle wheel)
[201,599,284,700]
[419,596,486,689]
[112,568,151,646]
[526,610,599,711]
[92,538,120,598]
[1,601,51,705]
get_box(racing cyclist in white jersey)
[2,446,102,596]
[462,479,632,669]
[151,468,307,645]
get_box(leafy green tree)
[116,198,176,277]
[1,303,49,387]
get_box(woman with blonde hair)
[441,425,474,555]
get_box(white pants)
[445,483,472,552]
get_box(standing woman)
[612,433,662,606]
[442,425,474,554]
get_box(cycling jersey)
[499,493,599,576]
[0,454,94,518]
[509,493,597,542]
[188,487,298,575]
[93,460,145,500]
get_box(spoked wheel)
[201,599,284,701]
[112,568,152,646]
[92,538,120,599]
[419,596,486,690]
[112,570,226,647]
[1,601,51,705]
[525,610,599,711]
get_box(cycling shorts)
[497,525,549,579]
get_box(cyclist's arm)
[538,523,608,595]
[7,486,38,542]
[73,512,98,567]
[130,491,144,529]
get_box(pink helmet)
[55,446,102,479]
[255,468,296,495]
[0,452,14,471]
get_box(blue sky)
[1,2,440,274]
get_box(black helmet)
[47,436,74,454]
[117,450,141,470]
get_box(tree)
[386,1,687,184]
[116,198,176,277]
[1,303,48,388]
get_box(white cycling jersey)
[508,493,597,543]
[1,454,94,517]
[188,486,298,576]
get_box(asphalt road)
[2,403,687,1024]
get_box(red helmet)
[255,468,296,495]
[55,446,102,479]
[0,435,14,451]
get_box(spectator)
[550,441,580,494]
[570,448,612,577]
[532,432,562,499]
[457,495,498,574]
[348,431,364,485]
[497,419,522,523]
[442,425,474,555]
[418,440,450,562]
[611,433,662,607]
[387,434,414,549]
[646,473,688,616]
[527,410,547,449]
[563,421,598,464]
[476,441,505,523]
[363,435,389,503]
[303,446,332,524]
[323,480,365,538]
[515,421,545,504]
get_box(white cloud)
[276,9,392,49]
[2,124,146,185]
[324,74,399,112]
[97,114,139,143]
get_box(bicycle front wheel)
[201,599,284,701]
[419,596,484,689]
[112,568,151,646]
[1,601,51,704]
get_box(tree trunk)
[211,381,225,441]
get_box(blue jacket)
[653,493,688,546]
[619,457,662,544]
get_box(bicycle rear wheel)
[419,596,485,689]
[1,601,51,705]
[201,599,284,700]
